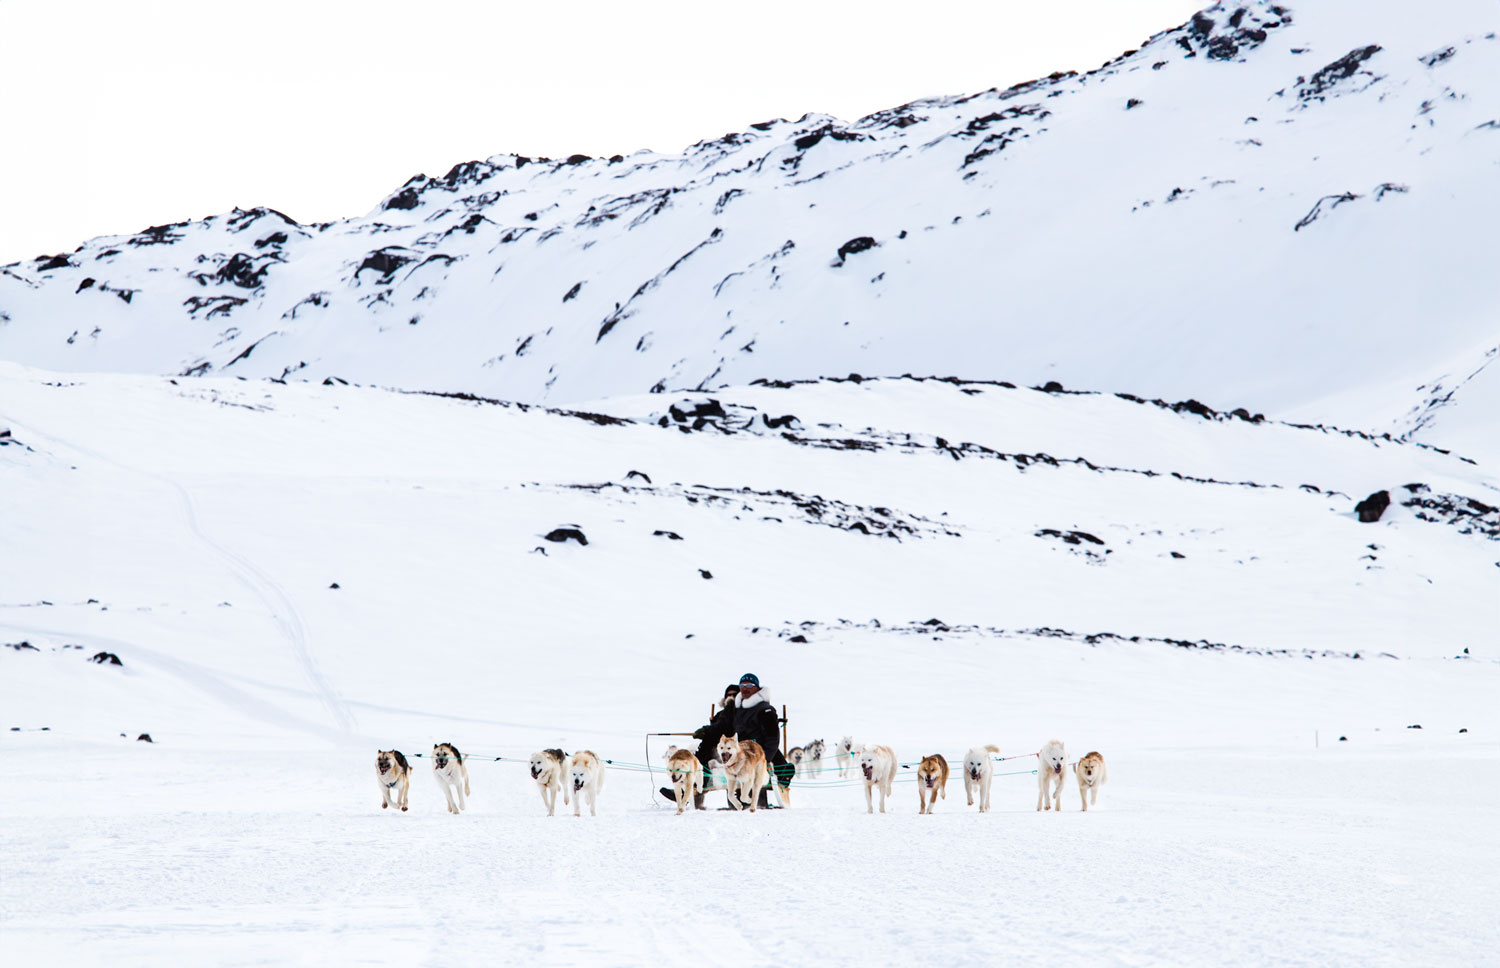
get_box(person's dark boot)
[756,788,771,809]
[693,792,706,810]
[659,786,676,803]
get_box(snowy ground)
[2,362,1497,964]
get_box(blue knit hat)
[738,672,760,687]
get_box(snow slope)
[2,362,1497,965]
[3,0,1498,462]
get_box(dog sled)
[645,703,790,809]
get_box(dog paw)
[401,806,408,812]
[381,802,388,809]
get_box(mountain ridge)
[2,0,1497,463]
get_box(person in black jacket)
[728,673,793,807]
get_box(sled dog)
[786,746,806,776]
[802,738,827,776]
[1074,751,1108,811]
[1037,739,1067,811]
[716,733,771,812]
[917,753,949,814]
[375,749,411,812]
[529,748,569,816]
[432,742,471,815]
[663,745,705,815]
[964,745,1001,812]
[859,744,897,814]
[836,736,857,777]
[568,750,605,817]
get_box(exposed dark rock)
[76,277,96,292]
[544,527,588,545]
[1297,45,1383,102]
[329,582,340,589]
[384,188,420,211]
[1355,490,1391,523]
[215,253,271,289]
[255,232,288,249]
[89,651,123,665]
[1170,551,1186,559]
[36,254,71,270]
[625,470,652,483]
[137,733,153,742]
[1407,724,1422,729]
[357,249,412,278]
[563,281,583,302]
[6,641,39,651]
[1126,98,1143,109]
[653,530,683,540]
[835,237,876,263]
[699,569,713,579]
[760,413,798,430]
[788,634,808,643]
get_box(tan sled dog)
[917,754,949,814]
[529,748,569,816]
[569,750,605,817]
[1037,739,1067,811]
[663,745,704,814]
[375,749,411,812]
[859,744,897,814]
[964,745,1000,812]
[1074,751,1108,810]
[432,743,471,815]
[716,733,770,812]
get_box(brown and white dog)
[375,749,410,812]
[716,733,770,812]
[432,743,471,815]
[568,750,605,817]
[963,745,1000,812]
[835,736,857,777]
[917,753,949,814]
[786,746,806,776]
[663,745,704,815]
[1037,739,1067,811]
[1074,751,1108,810]
[859,744,897,814]
[529,748,569,816]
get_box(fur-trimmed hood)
[734,689,772,709]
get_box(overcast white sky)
[0,0,1202,264]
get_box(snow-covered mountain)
[4,0,1498,463]
[4,3,1499,965]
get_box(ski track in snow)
[0,410,356,737]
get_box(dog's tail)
[1101,760,1109,785]
[984,744,1000,754]
[463,761,471,796]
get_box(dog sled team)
[376,674,1108,816]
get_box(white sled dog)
[859,744,897,814]
[569,750,605,817]
[431,742,471,815]
[1074,751,1108,811]
[1037,739,1067,812]
[529,748,569,816]
[917,754,949,814]
[663,745,705,815]
[375,749,411,812]
[836,736,857,778]
[964,745,1001,812]
[802,738,827,776]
